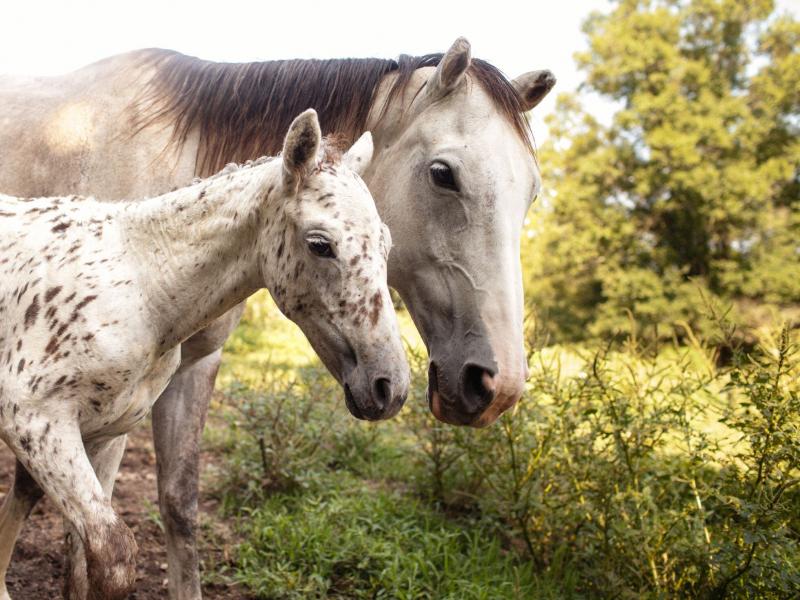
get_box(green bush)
[208,352,560,599]
[702,326,800,597]
[437,325,799,598]
[211,314,799,599]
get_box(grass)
[231,471,565,600]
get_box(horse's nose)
[459,364,497,416]
[371,377,393,411]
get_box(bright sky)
[2,0,798,137]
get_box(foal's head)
[263,109,409,420]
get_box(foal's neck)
[119,161,281,351]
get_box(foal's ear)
[282,109,322,190]
[342,132,373,176]
[426,37,472,101]
[512,70,557,111]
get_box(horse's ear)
[512,70,556,111]
[282,109,321,190]
[342,132,373,176]
[426,37,472,100]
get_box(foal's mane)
[133,51,534,176]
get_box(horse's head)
[365,39,555,427]
[267,109,409,420]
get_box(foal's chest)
[78,347,181,440]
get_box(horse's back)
[0,49,195,200]
[0,51,238,387]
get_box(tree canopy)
[526,0,799,342]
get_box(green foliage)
[401,346,475,507]
[526,0,800,342]
[444,338,724,597]
[403,324,800,597]
[704,325,800,597]
[211,370,342,505]
[211,308,799,599]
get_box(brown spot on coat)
[45,286,63,302]
[45,336,59,356]
[24,294,40,329]
[51,221,71,233]
[74,295,98,311]
[369,292,383,326]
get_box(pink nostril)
[482,370,497,394]
[461,365,497,415]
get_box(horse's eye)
[307,236,336,259]
[430,161,458,192]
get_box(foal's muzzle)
[344,372,406,421]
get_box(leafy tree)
[525,0,800,342]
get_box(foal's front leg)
[63,436,128,600]
[0,461,44,600]
[6,426,137,600]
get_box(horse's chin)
[427,373,519,428]
[427,387,475,427]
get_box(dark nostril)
[372,377,392,410]
[428,362,439,393]
[460,365,496,414]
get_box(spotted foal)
[0,109,409,599]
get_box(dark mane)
[134,50,534,176]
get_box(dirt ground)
[0,425,254,599]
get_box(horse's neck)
[365,69,428,150]
[117,163,280,349]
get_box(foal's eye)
[429,161,458,192]
[307,236,336,259]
